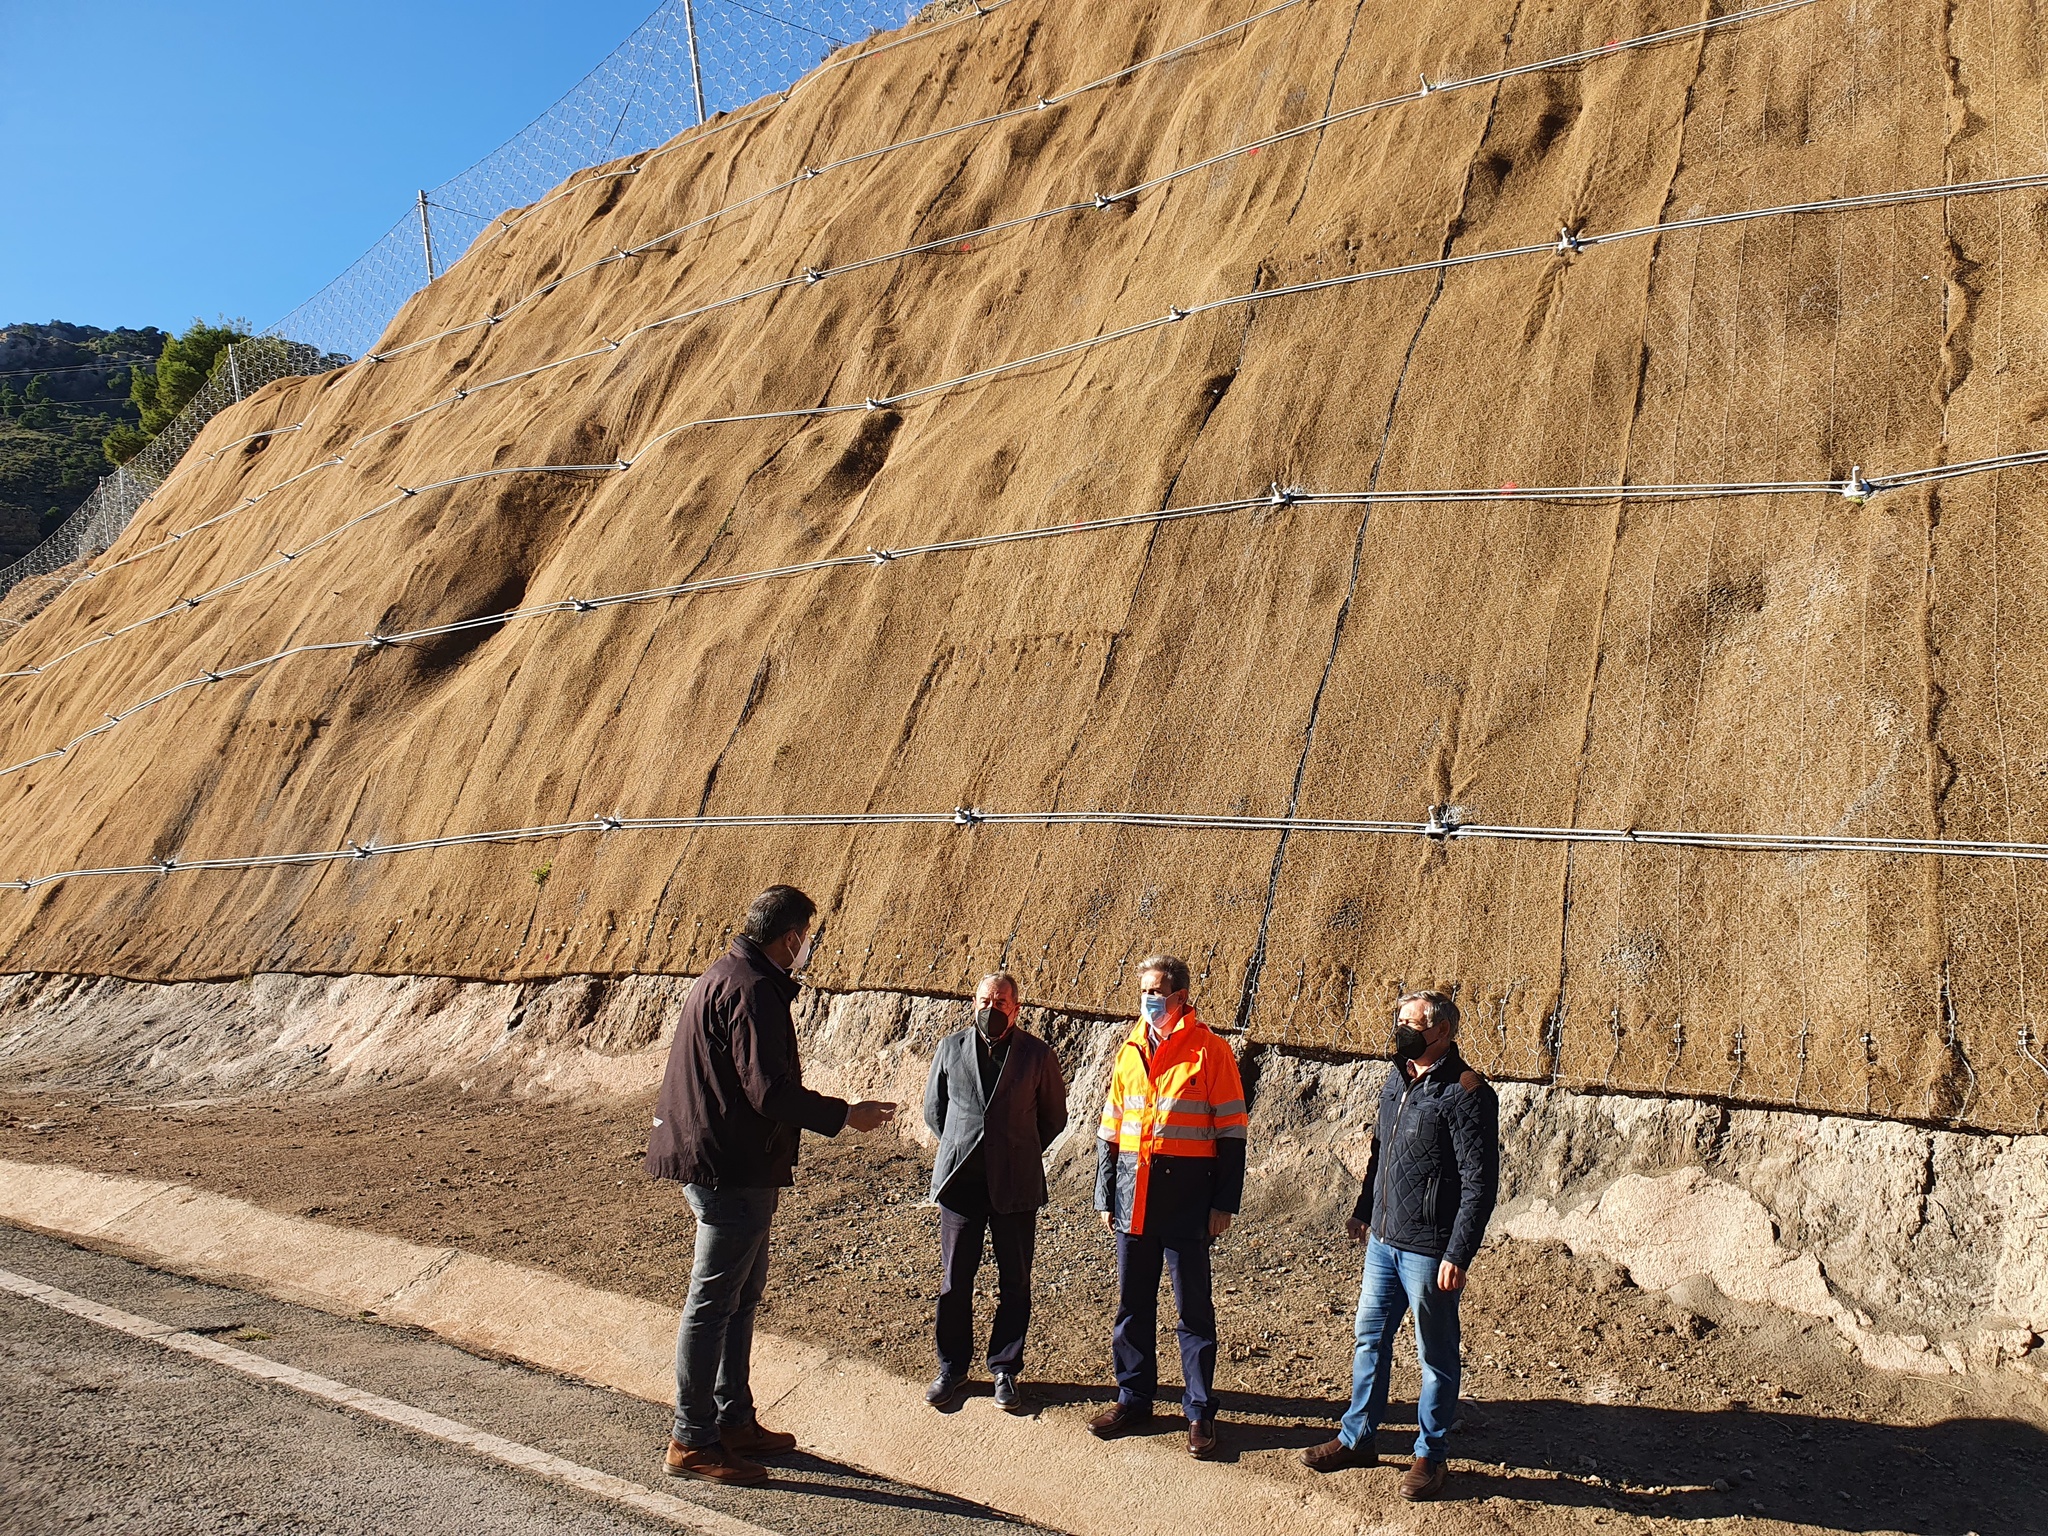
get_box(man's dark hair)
[741,885,816,944]
[1399,989,1460,1034]
[1138,953,1191,993]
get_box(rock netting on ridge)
[0,0,2045,1130]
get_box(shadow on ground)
[995,1382,2047,1535]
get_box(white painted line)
[0,1265,779,1536]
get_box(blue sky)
[0,1,672,335]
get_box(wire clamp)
[615,457,632,471]
[277,550,298,561]
[364,353,384,365]
[367,633,394,650]
[1268,482,1302,506]
[158,858,178,873]
[399,486,419,497]
[867,546,896,565]
[203,671,224,683]
[182,597,202,610]
[485,314,500,325]
[1417,72,1434,95]
[800,166,822,180]
[1556,226,1585,255]
[348,841,375,859]
[953,806,984,826]
[1841,465,1873,503]
[1036,96,1053,110]
[1167,305,1190,322]
[595,815,624,832]
[605,337,623,351]
[803,267,827,285]
[570,597,596,612]
[1093,192,1124,210]
[864,397,888,411]
[1423,804,1460,841]
[453,388,469,400]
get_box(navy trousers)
[1112,1229,1217,1420]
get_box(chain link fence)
[0,0,918,606]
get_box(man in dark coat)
[921,972,1068,1412]
[1302,990,1500,1501]
[645,885,896,1485]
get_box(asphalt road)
[0,1223,1042,1536]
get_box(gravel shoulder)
[4,1085,2045,1536]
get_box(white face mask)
[791,926,815,973]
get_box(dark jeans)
[1112,1228,1217,1420]
[672,1183,779,1448]
[935,1197,1037,1377]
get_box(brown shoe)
[665,1439,768,1485]
[1302,1436,1377,1473]
[720,1418,797,1458]
[1187,1415,1220,1459]
[1086,1401,1155,1439]
[1398,1456,1448,1500]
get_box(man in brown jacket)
[646,885,896,1484]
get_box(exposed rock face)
[4,967,2040,1376]
[0,1,2046,1128]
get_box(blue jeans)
[1340,1236,1462,1459]
[672,1184,779,1448]
[1112,1229,1218,1420]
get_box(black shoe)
[1187,1415,1220,1459]
[992,1370,1025,1412]
[926,1371,967,1408]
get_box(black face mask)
[975,1006,1013,1045]
[1392,1024,1430,1062]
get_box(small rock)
[1712,1478,1731,1492]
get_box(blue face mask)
[1140,994,1171,1026]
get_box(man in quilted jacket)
[1302,989,1499,1500]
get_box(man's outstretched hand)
[845,1100,898,1133]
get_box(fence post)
[226,344,242,403]
[682,0,707,125]
[417,190,439,283]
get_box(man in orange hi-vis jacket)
[1086,954,1248,1460]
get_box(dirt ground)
[4,1084,2044,1536]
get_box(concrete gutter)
[0,1157,1395,1536]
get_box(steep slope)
[0,0,2044,1131]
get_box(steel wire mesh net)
[2,0,918,604]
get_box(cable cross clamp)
[1035,96,1054,110]
[202,671,224,683]
[800,166,822,180]
[864,397,889,411]
[866,547,897,566]
[953,806,985,826]
[1092,192,1126,210]
[595,815,624,832]
[1417,72,1434,95]
[569,598,597,612]
[1268,482,1302,506]
[347,841,375,859]
[1167,306,1191,322]
[1841,465,1874,503]
[453,388,469,400]
[158,859,178,873]
[366,633,395,650]
[182,597,203,610]
[1422,804,1460,841]
[1556,226,1585,255]
[803,267,827,285]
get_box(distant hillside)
[0,321,167,563]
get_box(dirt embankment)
[0,0,2043,1127]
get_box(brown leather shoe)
[1398,1456,1448,1500]
[720,1418,797,1458]
[664,1439,768,1485]
[1086,1401,1155,1439]
[1187,1415,1220,1459]
[1302,1436,1376,1473]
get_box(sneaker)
[1086,1401,1154,1438]
[926,1371,967,1408]
[719,1417,797,1457]
[1398,1456,1449,1500]
[664,1439,768,1485]
[992,1370,1024,1413]
[1302,1436,1376,1473]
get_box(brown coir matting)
[1,0,2045,1130]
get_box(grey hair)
[1397,989,1460,1034]
[978,971,1020,1001]
[1138,954,1191,994]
